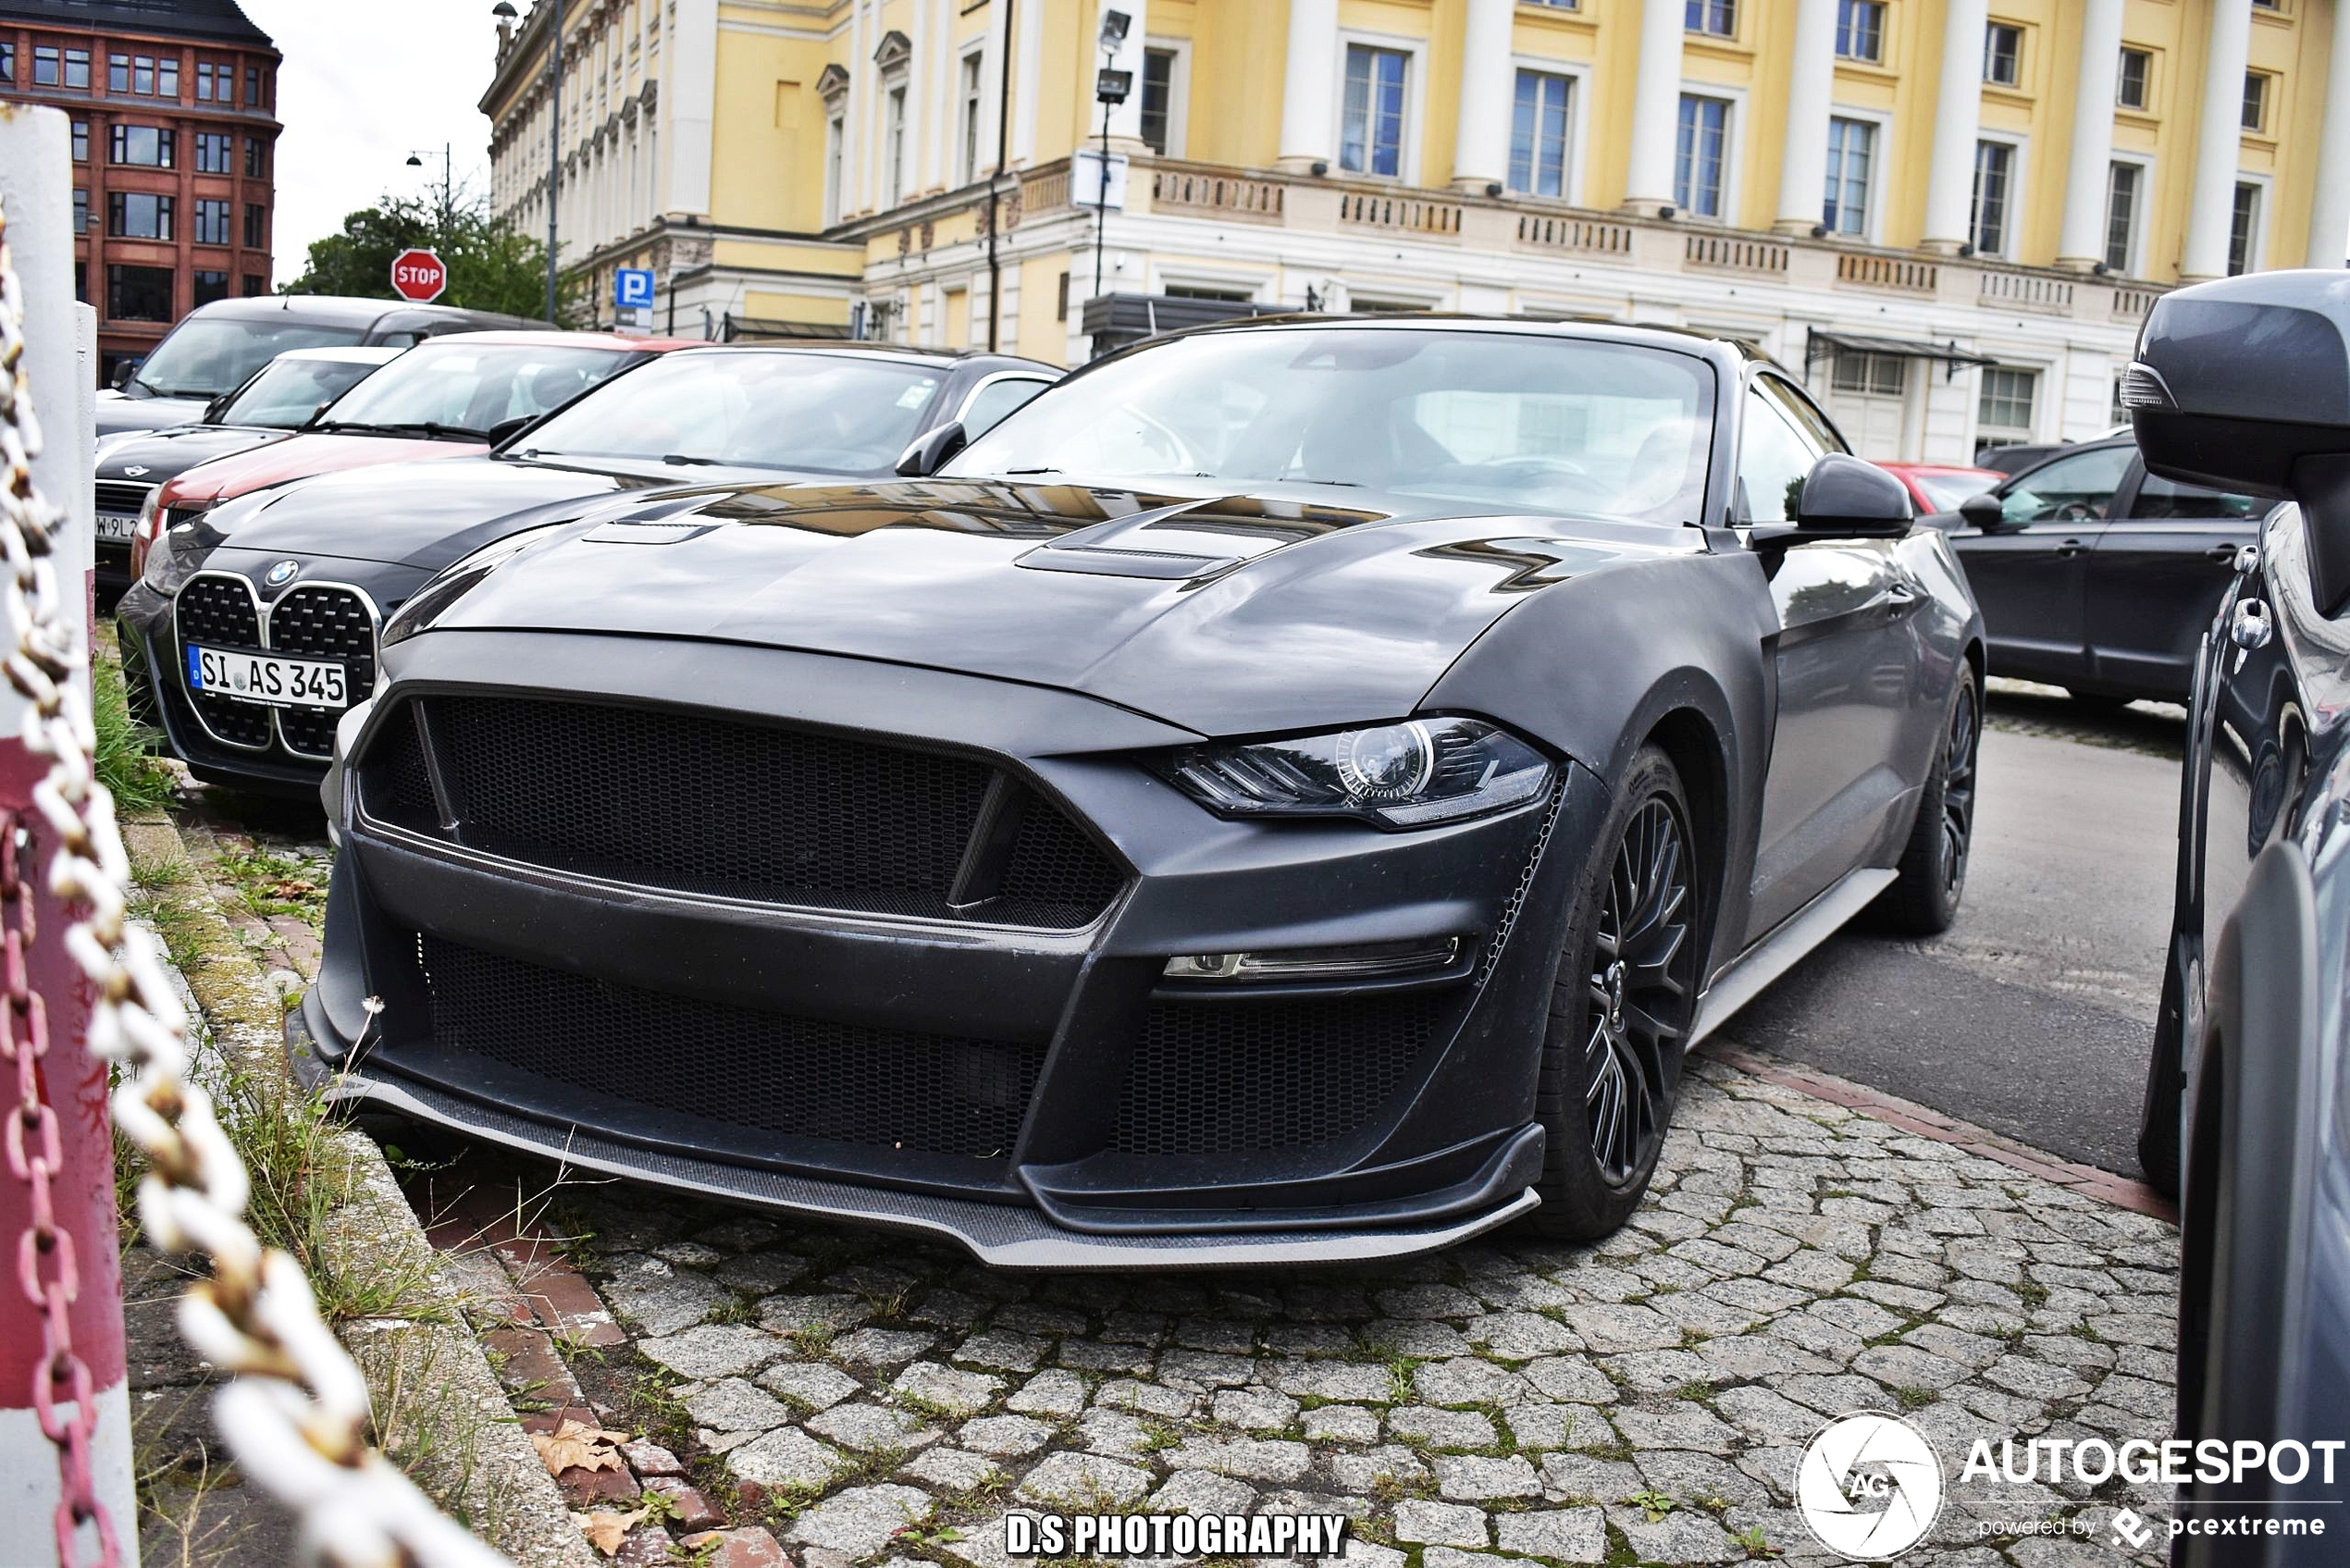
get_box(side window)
[1759,375,1847,455]
[959,377,1052,438]
[2128,471,2264,522]
[1998,445,2134,525]
[1738,387,1824,525]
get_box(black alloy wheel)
[1874,672,1979,935]
[1529,746,1701,1239]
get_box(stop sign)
[389,248,447,303]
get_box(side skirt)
[1687,867,1899,1046]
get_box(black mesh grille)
[94,481,152,515]
[175,576,270,747]
[267,586,375,758]
[359,704,438,831]
[1111,992,1454,1157]
[373,695,1122,927]
[412,934,1043,1159]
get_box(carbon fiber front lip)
[288,999,1539,1271]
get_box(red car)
[130,329,699,578]
[1874,461,2005,516]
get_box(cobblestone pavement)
[390,1056,2179,1568]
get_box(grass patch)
[1894,1384,1938,1411]
[208,846,330,926]
[94,652,177,817]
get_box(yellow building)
[482,0,2350,463]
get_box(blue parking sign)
[614,267,656,309]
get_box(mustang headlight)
[1163,716,1552,828]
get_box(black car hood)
[100,425,286,483]
[419,477,1699,735]
[96,393,213,439]
[203,453,787,577]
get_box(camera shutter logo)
[1798,1412,1945,1560]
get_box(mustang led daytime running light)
[1163,716,1552,829]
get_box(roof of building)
[0,0,274,47]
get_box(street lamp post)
[403,142,453,228]
[493,0,560,322]
[1092,9,1132,300]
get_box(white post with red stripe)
[0,103,134,1567]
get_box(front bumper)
[303,629,1602,1266]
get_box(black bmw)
[293,317,1985,1266]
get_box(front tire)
[1527,747,1701,1241]
[1874,670,1979,935]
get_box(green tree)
[285,193,556,320]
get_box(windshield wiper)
[661,453,731,466]
[315,419,487,440]
[1001,466,1062,476]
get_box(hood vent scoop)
[1015,498,1306,581]
[583,495,722,546]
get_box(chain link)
[1,187,507,1565]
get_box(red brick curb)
[1698,1039,2177,1225]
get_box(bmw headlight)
[140,523,202,596]
[1162,716,1552,828]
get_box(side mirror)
[895,421,967,478]
[1959,491,2006,530]
[199,396,228,425]
[2126,270,2350,611]
[1753,454,1913,546]
[485,414,536,449]
[110,361,139,391]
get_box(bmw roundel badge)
[265,560,301,587]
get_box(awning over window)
[1805,327,2000,380]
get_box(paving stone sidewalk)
[396,1056,2180,1568]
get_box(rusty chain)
[1,188,507,1564]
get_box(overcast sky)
[241,1,505,280]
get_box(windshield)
[513,352,947,474]
[944,328,1718,524]
[133,318,368,399]
[214,356,390,429]
[317,342,635,438]
[1912,471,1998,512]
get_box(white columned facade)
[1097,0,1152,148]
[1920,0,1987,252]
[665,0,716,218]
[1009,0,1045,166]
[1622,0,1686,214]
[2055,0,2126,269]
[2182,0,2255,280]
[978,0,1012,176]
[1450,0,1515,192]
[2305,0,2350,266]
[1277,0,1340,171]
[1773,0,1839,234]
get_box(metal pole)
[1093,71,1110,297]
[0,104,134,1568]
[545,6,563,323]
[986,0,1014,353]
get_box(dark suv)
[1936,436,2263,704]
[98,294,540,438]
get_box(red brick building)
[0,0,278,381]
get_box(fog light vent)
[1163,937,1463,983]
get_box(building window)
[823,113,845,224]
[71,189,87,234]
[2241,71,2269,132]
[0,42,13,82]
[2228,182,2261,276]
[107,265,175,322]
[1510,71,1573,198]
[1139,47,1177,155]
[1833,351,1906,397]
[66,48,89,88]
[1686,1,1736,36]
[194,131,233,174]
[243,203,266,249]
[2116,47,2150,109]
[110,125,174,167]
[1341,45,1408,178]
[192,270,229,306]
[245,136,266,179]
[1674,94,1730,218]
[108,54,179,97]
[245,65,266,107]
[196,59,231,102]
[2104,162,2140,274]
[1836,1,1885,62]
[193,199,231,246]
[70,121,87,162]
[108,192,173,240]
[1823,117,1874,236]
[884,85,907,198]
[1983,22,2021,87]
[958,53,984,181]
[1056,270,1070,321]
[242,274,267,297]
[1970,140,2013,255]
[31,46,56,86]
[1978,366,2036,437]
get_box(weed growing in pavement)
[1895,1385,1938,1411]
[368,1331,501,1538]
[702,1294,757,1327]
[210,846,330,925]
[1735,1523,1786,1559]
[1626,1489,1678,1523]
[2016,1279,2051,1308]
[94,652,178,817]
[787,1321,836,1358]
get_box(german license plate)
[95,513,137,543]
[185,645,347,709]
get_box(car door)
[2084,466,2267,701]
[1742,376,1923,940]
[1948,442,2134,686]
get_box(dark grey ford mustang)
[293,317,1984,1267]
